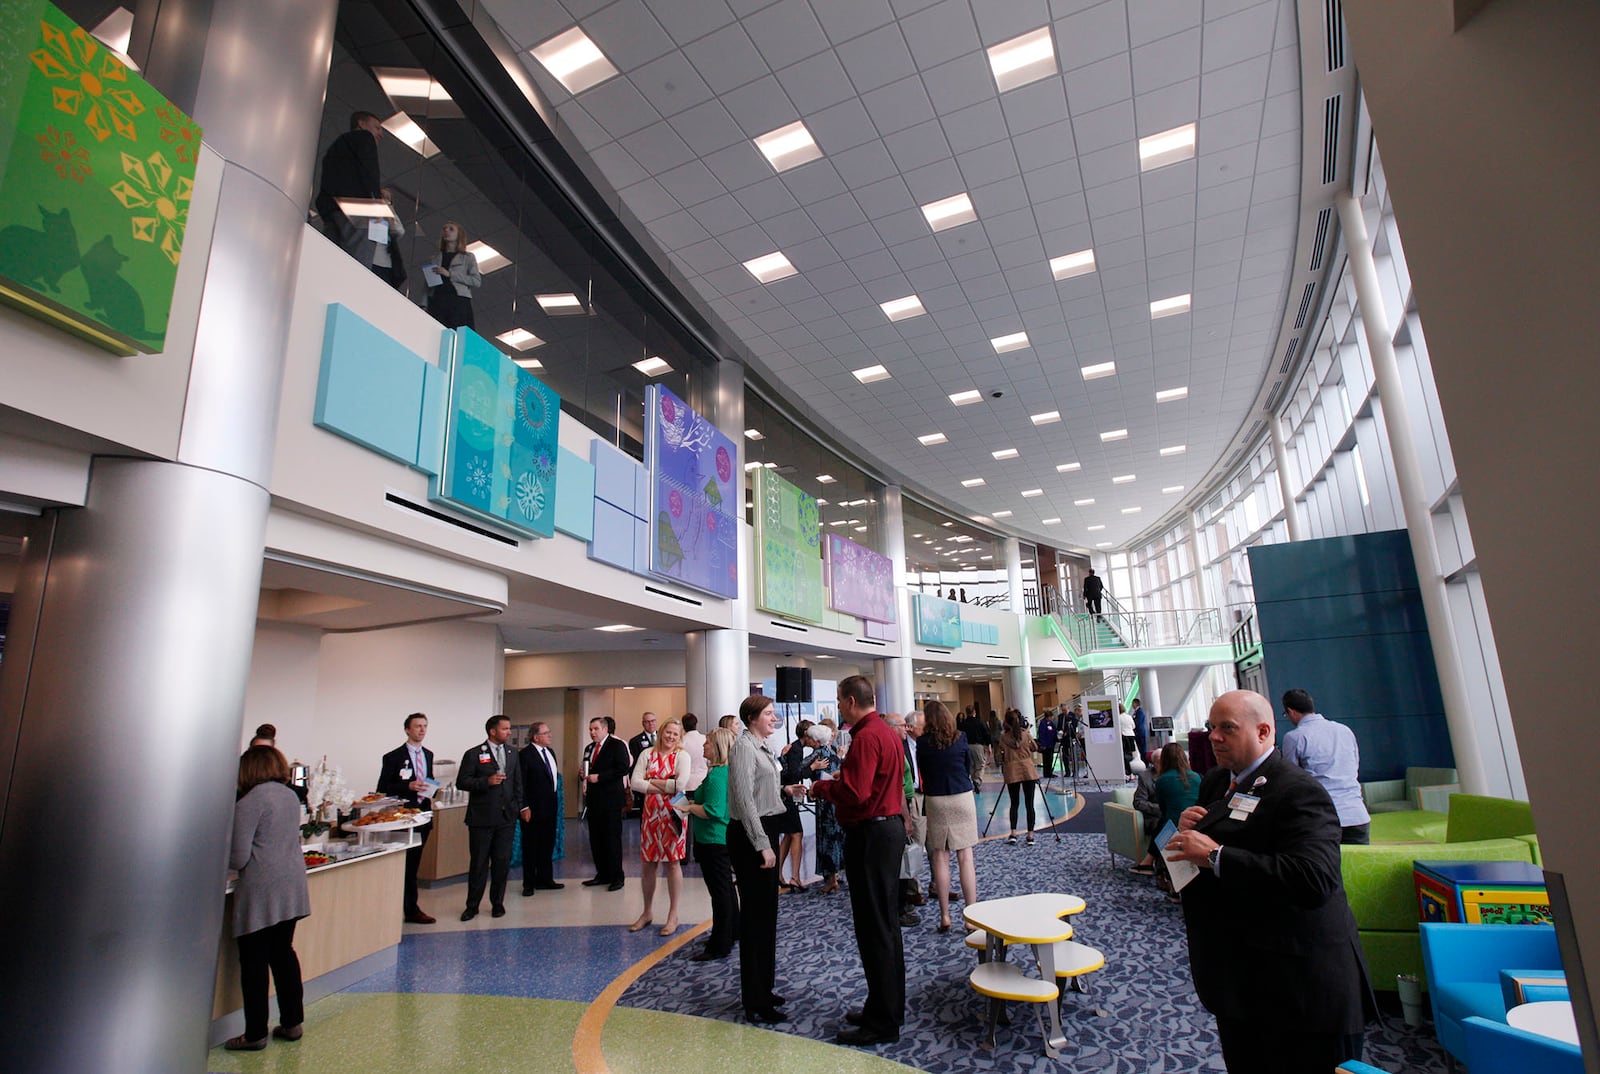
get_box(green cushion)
[1515,834,1542,865]
[1110,786,1135,806]
[1370,799,1420,813]
[1358,929,1426,991]
[1341,838,1535,932]
[1446,794,1536,843]
[1369,810,1448,844]
[1405,766,1459,789]
[1363,778,1408,807]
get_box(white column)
[1269,412,1304,541]
[687,359,750,718]
[1336,192,1486,795]
[876,486,913,713]
[1003,537,1036,724]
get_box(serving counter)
[419,800,470,880]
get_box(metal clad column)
[1003,537,1035,725]
[1335,192,1486,795]
[1140,667,1164,750]
[876,486,913,714]
[687,361,750,718]
[0,3,337,1071]
[1270,412,1304,541]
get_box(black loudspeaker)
[775,666,813,704]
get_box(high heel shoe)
[820,879,839,895]
[659,920,679,937]
[627,917,653,932]
[936,917,952,933]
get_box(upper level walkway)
[1027,590,1234,673]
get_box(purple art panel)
[824,532,895,624]
[645,384,739,598]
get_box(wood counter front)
[419,801,469,880]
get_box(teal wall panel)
[555,445,595,541]
[415,360,445,476]
[314,304,431,466]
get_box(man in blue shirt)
[1279,689,1371,845]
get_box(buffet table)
[419,800,469,881]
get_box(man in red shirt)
[810,675,905,1046]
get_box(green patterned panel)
[753,467,823,623]
[0,2,201,354]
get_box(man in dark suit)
[517,721,564,895]
[627,712,658,813]
[456,715,529,921]
[1165,690,1377,1073]
[313,111,383,253]
[377,712,436,924]
[582,716,630,891]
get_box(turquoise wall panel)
[913,594,963,648]
[314,304,431,466]
[589,500,635,570]
[1248,531,1452,781]
[555,445,596,541]
[415,360,445,476]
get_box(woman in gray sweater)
[225,746,311,1050]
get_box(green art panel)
[431,327,560,539]
[753,467,823,624]
[0,1,202,354]
[913,593,963,648]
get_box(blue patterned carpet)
[618,830,1452,1073]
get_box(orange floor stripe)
[572,920,710,1074]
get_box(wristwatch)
[1206,845,1224,871]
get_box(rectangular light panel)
[921,192,976,232]
[531,27,618,94]
[854,364,892,384]
[880,295,926,321]
[1139,122,1196,171]
[744,251,798,283]
[754,120,822,172]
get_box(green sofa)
[1361,766,1459,813]
[1341,794,1539,991]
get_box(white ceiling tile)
[1260,91,1298,138]
[972,0,1054,43]
[905,261,958,290]
[1033,192,1090,230]
[1255,130,1299,171]
[1196,175,1252,216]
[630,49,717,118]
[1200,101,1265,152]
[999,77,1071,135]
[651,0,736,47]
[875,206,934,245]
[1146,248,1194,280]
[1071,99,1135,155]
[668,99,747,155]
[902,158,965,202]
[585,0,676,68]
[861,75,938,136]
[673,237,733,275]
[1201,2,1279,72]
[940,100,1011,154]
[1055,0,1131,72]
[973,174,1030,216]
[1196,141,1258,188]
[923,52,997,116]
[811,0,897,44]
[682,22,770,95]
[618,176,682,222]
[836,22,917,92]
[1139,157,1196,202]
[982,206,1043,245]
[1072,142,1132,189]
[702,139,778,189]
[1200,53,1271,117]
[809,191,870,232]
[891,235,949,271]
[617,120,697,172]
[1093,206,1145,243]
[1023,161,1085,205]
[1013,118,1079,173]
[1127,0,1201,46]
[808,97,881,152]
[646,209,713,248]
[585,141,650,188]
[1084,176,1141,219]
[855,175,915,217]
[1131,28,1201,95]
[735,177,803,219]
[955,143,1021,189]
[582,78,663,140]
[829,142,901,188]
[1266,45,1299,96]
[743,0,832,70]
[775,51,857,114]
[782,160,850,204]
[901,0,982,68]
[687,192,758,235]
[655,158,725,206]
[722,76,800,137]
[1135,79,1201,135]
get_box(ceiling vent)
[1309,208,1331,271]
[1321,95,1342,185]
[1293,283,1317,329]
[1279,337,1299,375]
[1325,0,1346,72]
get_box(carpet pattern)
[618,830,1453,1073]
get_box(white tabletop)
[962,893,1086,944]
[1507,1000,1578,1046]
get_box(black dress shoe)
[491,905,507,918]
[537,882,566,890]
[745,1007,787,1025]
[769,994,785,1007]
[607,879,625,891]
[223,1034,268,1051]
[845,1008,866,1026]
[582,877,607,887]
[460,908,478,921]
[272,1024,303,1042]
[689,948,729,962]
[836,1026,898,1046]
[521,888,536,897]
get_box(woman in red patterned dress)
[628,718,691,936]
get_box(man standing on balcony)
[1280,689,1371,845]
[1082,568,1104,617]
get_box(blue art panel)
[589,499,636,571]
[913,593,963,648]
[314,304,431,467]
[645,384,739,598]
[592,439,643,512]
[431,328,560,539]
[554,447,595,542]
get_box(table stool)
[970,962,1059,1053]
[1048,940,1106,1016]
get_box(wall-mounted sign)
[644,384,738,598]
[0,2,202,354]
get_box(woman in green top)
[1153,742,1201,831]
[678,727,737,962]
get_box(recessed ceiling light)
[911,533,923,538]
[921,193,977,232]
[753,120,822,172]
[942,521,955,527]
[496,328,543,351]
[1163,485,1185,494]
[503,647,527,655]
[1021,488,1043,498]
[1150,293,1192,319]
[1041,517,1061,525]
[1139,122,1196,171]
[1050,248,1096,281]
[633,355,672,377]
[918,432,948,446]
[1081,361,1117,380]
[743,461,763,471]
[987,26,1056,93]
[1056,462,1081,473]
[374,67,450,103]
[924,539,935,544]
[531,26,618,94]
[827,519,849,526]
[537,292,584,313]
[992,510,1013,518]
[1112,474,1136,484]
[1087,525,1106,531]
[334,197,396,220]
[1156,386,1189,402]
[594,623,642,632]
[381,112,439,157]
[853,364,892,384]
[816,498,829,506]
[765,462,777,469]
[949,389,983,406]
[466,240,508,272]
[1121,506,1142,514]
[745,428,764,440]
[1030,410,1060,426]
[880,295,925,321]
[980,554,994,560]
[1160,445,1187,456]
[961,478,986,488]
[1074,498,1095,506]
[1096,541,1113,548]
[992,448,1019,460]
[1100,429,1128,442]
[952,535,973,543]
[513,357,543,371]
[817,474,835,484]
[853,525,867,532]
[990,331,1030,353]
[744,251,798,284]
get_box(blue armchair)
[1419,922,1563,1062]
[1463,1014,1582,1074]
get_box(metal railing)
[1048,590,1227,656]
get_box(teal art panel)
[314,303,434,467]
[431,327,559,539]
[913,593,963,648]
[554,446,594,542]
[754,467,823,623]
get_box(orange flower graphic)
[109,151,192,265]
[28,18,143,144]
[38,124,91,183]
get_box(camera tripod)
[980,761,1062,843]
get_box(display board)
[644,384,738,598]
[1081,694,1126,785]
[753,467,823,623]
[823,532,895,624]
[431,327,559,539]
[0,2,202,354]
[912,592,962,648]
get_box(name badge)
[399,766,412,780]
[1228,792,1261,822]
[479,751,491,764]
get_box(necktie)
[543,747,556,780]
[493,744,504,773]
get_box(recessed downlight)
[531,27,618,94]
[880,295,926,321]
[744,251,798,283]
[1150,294,1192,319]
[1050,248,1096,281]
[753,120,822,172]
[1138,122,1196,171]
[1081,361,1117,380]
[853,364,892,384]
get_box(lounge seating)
[970,963,1057,1054]
[1463,1013,1583,1074]
[1361,766,1458,813]
[1102,787,1145,869]
[1341,795,1539,989]
[1419,922,1562,1063]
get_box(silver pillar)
[1269,412,1304,541]
[1002,538,1036,724]
[876,486,913,713]
[0,3,337,1071]
[1140,666,1164,749]
[1335,193,1486,795]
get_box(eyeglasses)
[1204,721,1243,735]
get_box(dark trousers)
[696,840,739,956]
[1007,780,1038,831]
[466,822,514,911]
[1215,1016,1363,1074]
[588,796,624,882]
[236,919,303,1041]
[1122,736,1137,775]
[843,817,905,1037]
[402,820,432,914]
[521,814,556,889]
[729,816,781,1011]
[1086,595,1102,615]
[1040,747,1056,778]
[1340,823,1372,845]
